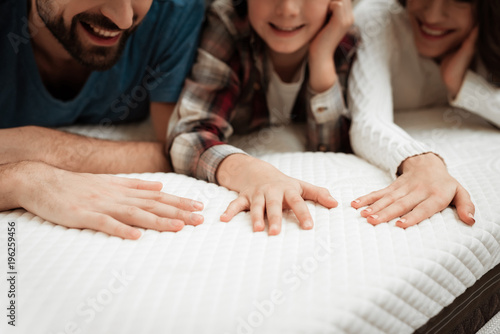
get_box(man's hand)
[217,155,338,235]
[3,162,205,239]
[308,0,354,93]
[441,27,479,99]
[351,153,475,228]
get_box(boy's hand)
[441,27,479,99]
[10,162,204,239]
[308,0,354,93]
[351,153,476,228]
[217,155,338,235]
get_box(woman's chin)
[415,44,447,60]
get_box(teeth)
[88,23,120,38]
[421,25,447,36]
[273,24,302,32]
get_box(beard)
[36,1,139,71]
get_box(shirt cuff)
[389,144,437,179]
[449,70,484,110]
[197,144,248,184]
[309,83,347,124]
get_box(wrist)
[399,153,446,175]
[216,154,271,191]
[216,154,253,190]
[0,161,42,210]
[308,57,337,93]
[445,81,461,100]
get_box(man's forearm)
[0,126,170,174]
[0,163,23,211]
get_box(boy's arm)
[167,1,245,181]
[304,0,356,152]
[308,0,354,94]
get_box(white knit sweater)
[348,0,500,177]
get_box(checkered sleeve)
[167,2,248,183]
[306,29,359,152]
[306,83,347,152]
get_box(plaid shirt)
[168,0,359,183]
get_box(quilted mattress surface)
[1,108,499,334]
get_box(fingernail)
[254,223,264,232]
[397,218,407,226]
[468,213,476,224]
[131,229,142,239]
[303,220,313,229]
[192,201,204,210]
[190,213,203,223]
[269,226,280,235]
[369,214,378,220]
[328,196,336,202]
[352,199,360,204]
[173,220,185,229]
[363,208,373,214]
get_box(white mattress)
[478,311,500,334]
[1,107,499,334]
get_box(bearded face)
[35,0,152,71]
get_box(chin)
[268,43,304,56]
[415,44,447,59]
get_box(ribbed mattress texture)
[1,108,499,334]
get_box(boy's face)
[406,0,475,59]
[248,0,331,56]
[35,0,153,70]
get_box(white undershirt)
[266,56,307,126]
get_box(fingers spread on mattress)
[218,156,337,235]
[351,153,476,228]
[15,162,205,239]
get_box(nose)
[275,0,300,18]
[100,0,135,30]
[422,0,448,24]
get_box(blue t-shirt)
[0,0,204,128]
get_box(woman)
[349,0,500,228]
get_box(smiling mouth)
[269,23,305,32]
[418,19,453,38]
[80,21,122,39]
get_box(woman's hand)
[351,153,475,228]
[308,0,354,93]
[441,27,479,99]
[218,155,338,235]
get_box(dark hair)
[233,0,247,17]
[398,0,500,86]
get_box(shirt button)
[318,144,328,152]
[316,107,327,113]
[254,82,261,91]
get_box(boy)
[168,0,358,235]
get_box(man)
[0,0,205,239]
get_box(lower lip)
[79,22,121,46]
[418,22,451,41]
[269,24,303,38]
